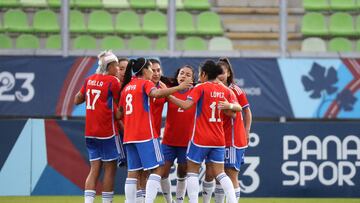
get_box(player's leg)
[137,170,149,203]
[208,148,236,203]
[101,136,122,203]
[203,162,215,203]
[225,148,245,202]
[125,143,143,203]
[84,138,102,203]
[186,141,208,203]
[161,144,176,203]
[85,160,102,203]
[137,138,164,203]
[102,160,117,203]
[175,147,188,203]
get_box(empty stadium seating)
[301,0,360,52]
[0,0,358,52]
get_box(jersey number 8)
[125,94,133,115]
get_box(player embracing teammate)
[76,52,251,203]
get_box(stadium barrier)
[0,119,359,197]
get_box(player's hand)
[158,81,167,89]
[177,79,192,90]
[218,97,231,110]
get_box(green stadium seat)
[75,0,102,8]
[197,11,223,35]
[330,0,356,11]
[46,35,61,49]
[20,0,47,7]
[183,0,210,10]
[33,10,60,33]
[156,0,167,9]
[303,0,330,11]
[73,35,97,49]
[115,11,141,34]
[70,10,86,33]
[0,34,12,48]
[101,36,125,50]
[301,37,327,52]
[88,10,114,34]
[182,37,207,50]
[0,0,20,8]
[129,0,156,9]
[155,36,167,50]
[143,11,167,35]
[176,11,196,35]
[329,12,356,36]
[356,15,360,34]
[328,37,352,52]
[209,37,233,51]
[4,9,32,33]
[47,0,60,7]
[301,12,328,36]
[156,0,184,9]
[128,36,152,50]
[356,40,360,52]
[103,0,129,8]
[16,34,40,49]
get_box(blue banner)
[241,121,360,197]
[0,119,359,197]
[1,57,359,118]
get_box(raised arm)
[167,95,194,110]
[149,81,192,98]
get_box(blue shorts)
[86,136,121,162]
[224,147,245,171]
[186,141,225,164]
[125,139,164,171]
[162,144,187,164]
[117,133,127,166]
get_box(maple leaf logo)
[301,63,338,99]
[336,89,358,111]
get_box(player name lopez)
[87,79,104,87]
[210,91,224,98]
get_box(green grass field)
[0,196,359,203]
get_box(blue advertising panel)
[241,121,360,197]
[1,56,359,118]
[1,119,359,197]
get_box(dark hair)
[121,57,151,91]
[172,65,196,86]
[118,57,129,63]
[218,57,235,85]
[149,58,160,65]
[199,60,223,81]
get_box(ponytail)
[121,59,135,92]
[120,57,150,92]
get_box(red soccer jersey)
[80,74,121,138]
[119,77,157,143]
[224,84,249,148]
[187,82,237,147]
[150,83,166,138]
[163,89,196,147]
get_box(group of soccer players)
[74,50,252,203]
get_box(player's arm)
[218,100,242,112]
[243,107,252,139]
[167,95,194,110]
[115,106,124,120]
[74,92,85,105]
[149,81,192,98]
